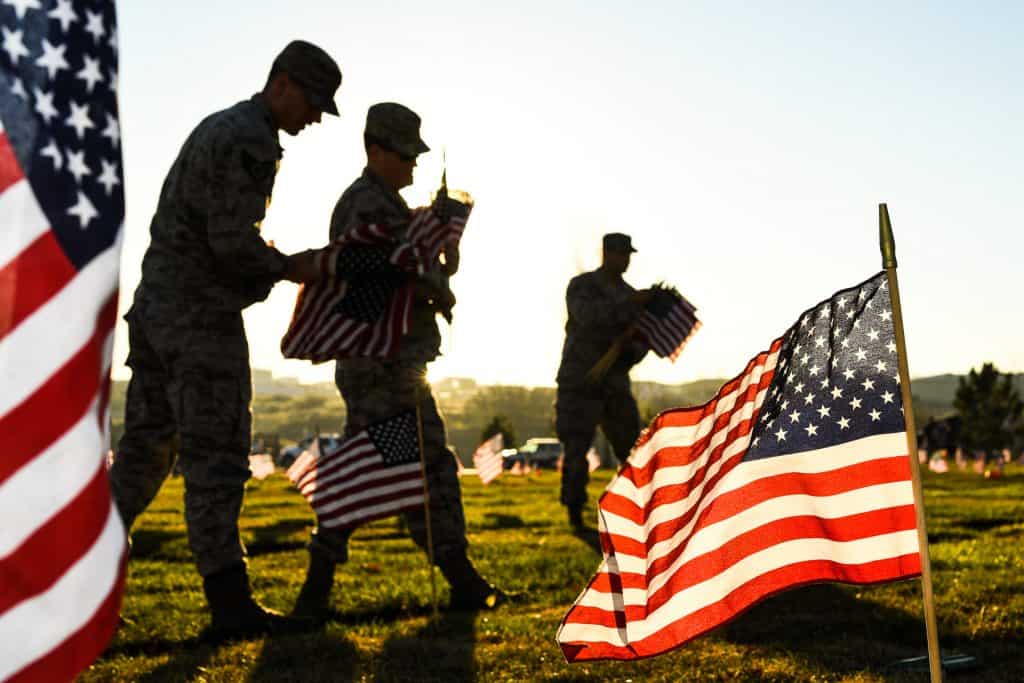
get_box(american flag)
[280,206,468,362]
[558,272,922,662]
[287,412,425,531]
[1,2,125,681]
[635,286,701,361]
[472,433,503,485]
[586,447,601,473]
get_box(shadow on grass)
[572,526,603,555]
[129,528,189,562]
[479,513,549,530]
[247,518,310,556]
[720,583,926,675]
[374,609,478,682]
[248,630,359,683]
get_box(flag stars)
[789,410,802,423]
[35,38,70,80]
[830,387,843,400]
[84,9,106,43]
[867,329,880,341]
[67,191,98,228]
[66,147,91,182]
[97,159,120,195]
[2,0,41,20]
[854,348,868,362]
[858,290,867,301]
[76,54,104,93]
[846,309,856,319]
[107,26,118,52]
[40,140,62,170]
[874,360,888,373]
[850,397,863,411]
[800,354,810,366]
[1,25,30,63]
[843,368,856,381]
[65,100,95,140]
[837,417,851,430]
[869,409,882,422]
[33,86,59,123]
[809,365,821,377]
[861,378,876,392]
[814,336,826,348]
[10,76,27,99]
[819,377,830,389]
[837,297,847,309]
[880,310,892,322]
[804,423,819,437]
[840,337,851,349]
[47,0,77,31]
[775,427,787,442]
[816,405,831,419]
[881,391,895,405]
[803,392,816,405]
[102,113,121,147]
[794,382,805,393]
[886,340,897,354]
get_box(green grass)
[84,466,1024,682]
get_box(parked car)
[277,434,342,468]
[518,437,563,469]
[501,448,525,470]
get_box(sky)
[112,1,1023,388]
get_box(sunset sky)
[113,1,1023,387]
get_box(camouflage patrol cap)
[603,233,637,253]
[365,102,430,158]
[273,40,342,116]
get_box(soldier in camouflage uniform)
[110,40,342,636]
[555,233,652,529]
[292,103,503,617]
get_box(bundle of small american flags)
[558,272,921,662]
[287,413,425,531]
[635,284,701,361]
[280,205,468,362]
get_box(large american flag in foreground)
[280,207,468,362]
[287,413,425,531]
[472,433,503,485]
[1,2,125,681]
[635,286,701,362]
[558,272,921,662]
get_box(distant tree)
[480,415,517,450]
[953,363,1022,457]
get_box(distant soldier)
[110,40,342,636]
[555,233,651,529]
[292,103,503,617]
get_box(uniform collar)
[249,93,283,155]
[361,167,410,210]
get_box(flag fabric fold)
[472,433,504,485]
[558,272,922,662]
[287,413,425,531]
[1,3,126,680]
[280,207,468,362]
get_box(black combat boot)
[438,551,506,611]
[202,564,291,639]
[568,504,585,530]
[291,544,337,621]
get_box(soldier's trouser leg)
[599,390,642,465]
[555,390,601,508]
[110,318,179,530]
[329,360,468,563]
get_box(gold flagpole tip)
[879,203,897,269]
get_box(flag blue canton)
[367,411,420,466]
[747,272,905,460]
[1,0,123,269]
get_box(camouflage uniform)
[111,94,288,578]
[312,166,468,564]
[555,269,647,507]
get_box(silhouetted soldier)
[292,103,503,618]
[555,233,651,529]
[109,40,341,637]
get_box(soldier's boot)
[291,544,337,621]
[438,551,507,611]
[203,564,291,639]
[568,504,585,531]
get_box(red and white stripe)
[472,433,504,485]
[287,434,424,531]
[557,339,920,662]
[636,295,701,362]
[0,126,125,681]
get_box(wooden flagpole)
[879,203,943,683]
[414,383,440,618]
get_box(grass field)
[84,465,1024,682]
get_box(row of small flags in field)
[921,449,1022,477]
[465,435,600,485]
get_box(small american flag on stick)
[280,205,469,362]
[287,412,425,531]
[635,284,701,361]
[472,433,504,485]
[559,272,921,662]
